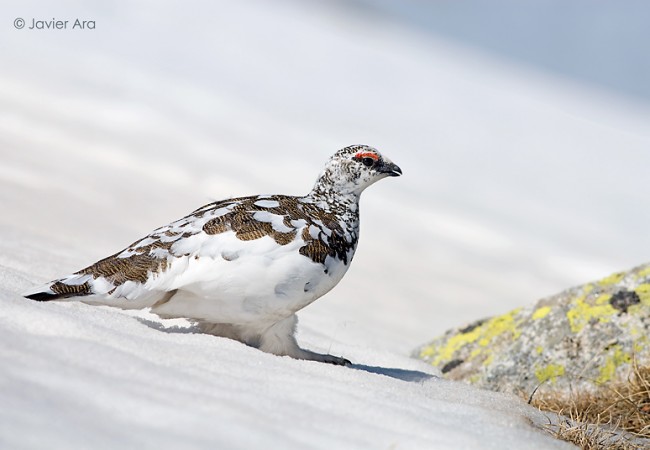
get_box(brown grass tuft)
[550,419,641,450]
[529,362,650,449]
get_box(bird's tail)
[22,272,165,309]
[22,274,96,301]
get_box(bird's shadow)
[348,364,437,383]
[136,317,437,383]
[135,317,201,334]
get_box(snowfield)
[1,0,649,448]
[0,289,572,450]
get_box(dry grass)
[549,420,640,450]
[529,362,650,450]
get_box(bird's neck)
[309,164,365,202]
[305,168,362,230]
[305,187,359,214]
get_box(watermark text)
[14,17,95,30]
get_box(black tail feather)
[24,291,63,302]
[23,278,94,301]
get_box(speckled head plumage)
[311,145,402,198]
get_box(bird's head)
[311,145,402,198]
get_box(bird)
[23,145,402,365]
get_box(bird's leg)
[259,315,350,365]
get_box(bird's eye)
[362,157,375,167]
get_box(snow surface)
[0,292,573,450]
[1,0,648,448]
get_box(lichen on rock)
[414,263,650,397]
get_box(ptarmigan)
[23,145,401,365]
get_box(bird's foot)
[297,349,351,366]
[321,354,352,366]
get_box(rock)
[413,263,650,396]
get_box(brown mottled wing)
[24,194,356,301]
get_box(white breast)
[147,230,351,326]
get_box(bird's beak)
[379,162,402,177]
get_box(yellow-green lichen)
[467,347,496,367]
[421,326,482,365]
[421,308,523,367]
[477,308,522,346]
[468,374,480,384]
[531,306,551,320]
[418,345,436,358]
[535,364,565,384]
[595,293,613,305]
[633,339,645,354]
[627,284,650,315]
[597,271,626,286]
[535,345,544,355]
[635,266,650,279]
[566,292,616,333]
[629,330,648,356]
[635,284,650,304]
[596,345,631,384]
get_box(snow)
[0,294,570,450]
[1,0,648,448]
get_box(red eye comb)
[354,152,379,161]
